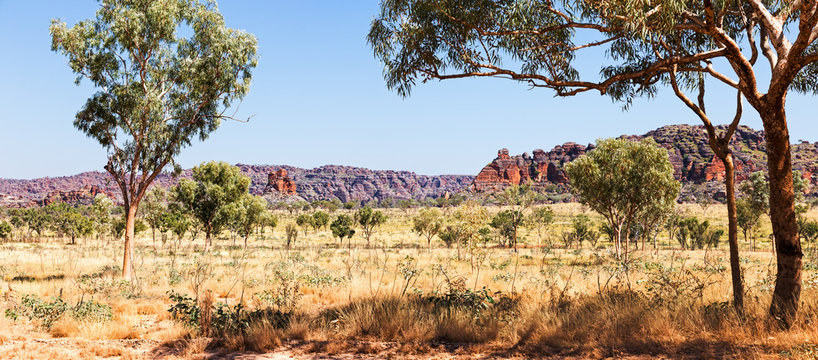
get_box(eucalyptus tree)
[90,194,114,241]
[46,203,94,245]
[355,206,387,246]
[564,138,679,261]
[50,0,258,279]
[225,194,269,248]
[142,187,168,245]
[173,161,252,251]
[312,211,331,232]
[330,214,356,246]
[368,0,818,326]
[527,206,555,246]
[295,214,315,236]
[412,208,443,248]
[737,197,763,250]
[495,185,535,249]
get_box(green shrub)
[5,294,111,329]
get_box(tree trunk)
[122,204,138,279]
[641,228,646,251]
[613,223,622,259]
[762,106,802,328]
[205,225,212,252]
[721,153,745,313]
[623,225,630,262]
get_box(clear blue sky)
[1,1,816,179]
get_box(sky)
[0,1,816,179]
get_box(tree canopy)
[565,138,680,260]
[173,161,251,250]
[51,0,258,278]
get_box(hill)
[473,124,818,201]
[4,124,818,207]
[0,165,473,207]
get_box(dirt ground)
[0,336,786,360]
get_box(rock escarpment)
[266,168,297,195]
[253,165,473,204]
[0,165,473,207]
[472,124,818,201]
[472,143,592,192]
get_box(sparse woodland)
[4,0,818,358]
[2,175,818,358]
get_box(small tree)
[527,206,555,246]
[312,211,330,232]
[663,210,688,250]
[355,206,386,246]
[634,199,675,251]
[449,200,489,259]
[21,207,51,239]
[563,215,599,249]
[173,161,251,251]
[330,215,356,246]
[142,187,168,246]
[90,194,114,241]
[565,138,680,260]
[412,208,442,248]
[162,207,192,243]
[296,214,315,236]
[0,221,12,241]
[398,199,417,214]
[490,210,525,248]
[740,172,772,215]
[46,202,94,245]
[800,220,818,253]
[227,194,269,248]
[438,225,465,249]
[51,0,257,278]
[284,223,298,248]
[737,198,763,251]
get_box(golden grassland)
[1,203,818,359]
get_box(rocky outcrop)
[252,165,473,204]
[472,143,592,191]
[266,169,296,195]
[472,124,818,201]
[39,185,111,206]
[0,165,474,207]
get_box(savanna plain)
[1,203,817,359]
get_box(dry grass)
[0,204,817,359]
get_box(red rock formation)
[704,155,726,182]
[267,169,296,195]
[472,144,590,191]
[39,185,110,206]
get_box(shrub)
[168,290,291,338]
[5,294,112,329]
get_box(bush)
[677,217,723,249]
[438,225,465,248]
[0,221,12,240]
[168,291,291,338]
[5,294,112,329]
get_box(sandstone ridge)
[472,124,818,201]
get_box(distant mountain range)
[2,124,818,207]
[0,164,474,207]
